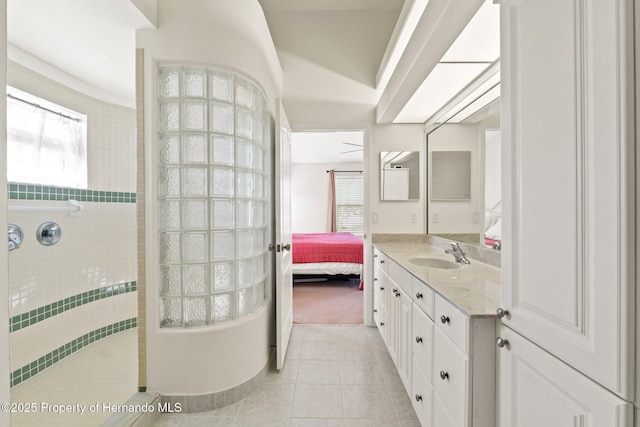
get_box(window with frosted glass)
[157,66,269,328]
[7,87,88,188]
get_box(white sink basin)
[409,257,461,270]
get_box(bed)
[291,232,364,278]
[484,201,502,249]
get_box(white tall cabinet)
[498,0,636,424]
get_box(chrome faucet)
[445,242,470,264]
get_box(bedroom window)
[6,86,88,189]
[335,175,364,237]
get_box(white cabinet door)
[496,325,633,427]
[500,0,635,399]
[396,287,412,392]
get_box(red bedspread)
[292,233,363,264]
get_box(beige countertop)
[373,240,502,317]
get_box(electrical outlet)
[410,211,417,223]
[432,212,439,223]
[472,212,480,223]
[372,212,379,223]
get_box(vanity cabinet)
[498,0,636,422]
[373,246,496,427]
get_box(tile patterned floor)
[10,328,138,426]
[154,324,420,427]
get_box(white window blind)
[335,175,364,236]
[7,87,88,188]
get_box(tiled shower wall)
[7,61,137,386]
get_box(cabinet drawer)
[435,294,469,354]
[412,304,434,382]
[387,258,412,294]
[373,248,388,273]
[411,358,433,427]
[434,328,470,427]
[412,276,435,320]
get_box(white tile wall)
[7,61,137,377]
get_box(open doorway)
[290,130,365,324]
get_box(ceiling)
[291,131,364,164]
[7,0,500,161]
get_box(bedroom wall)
[291,161,363,233]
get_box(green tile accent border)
[10,317,137,387]
[8,183,136,203]
[10,281,137,333]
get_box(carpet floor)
[293,278,363,324]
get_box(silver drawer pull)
[440,315,450,324]
[440,370,449,380]
[496,337,510,348]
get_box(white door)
[500,0,635,399]
[496,325,634,427]
[275,98,293,370]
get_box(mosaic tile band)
[10,317,137,387]
[8,183,136,203]
[10,282,137,333]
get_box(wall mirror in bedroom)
[379,151,420,201]
[425,107,502,250]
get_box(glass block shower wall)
[157,66,269,328]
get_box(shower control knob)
[37,222,62,246]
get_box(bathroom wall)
[6,60,137,386]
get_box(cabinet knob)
[415,292,423,299]
[373,309,378,313]
[394,290,400,298]
[374,254,378,258]
[380,260,385,264]
[380,322,385,326]
[374,278,378,282]
[496,337,510,348]
[440,315,450,324]
[415,336,423,343]
[440,371,449,380]
[496,308,510,319]
[415,394,422,402]
[380,286,384,291]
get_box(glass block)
[184,297,208,327]
[211,262,234,292]
[210,102,234,135]
[211,231,234,261]
[183,67,207,98]
[158,167,181,197]
[159,132,180,164]
[182,199,207,229]
[183,167,207,197]
[159,101,180,131]
[255,280,266,306]
[236,169,253,198]
[236,138,253,169]
[160,297,182,327]
[236,108,254,139]
[253,228,265,255]
[182,232,208,263]
[211,167,234,197]
[236,78,254,109]
[210,134,234,166]
[159,199,181,230]
[183,264,208,295]
[254,174,264,200]
[236,230,253,259]
[236,200,253,228]
[158,68,180,98]
[183,133,207,164]
[254,146,265,172]
[255,92,266,115]
[254,119,265,147]
[253,201,265,227]
[159,264,181,296]
[236,258,253,289]
[211,293,233,323]
[253,253,267,282]
[210,70,233,102]
[183,100,207,131]
[211,199,234,229]
[237,286,256,317]
[160,233,181,263]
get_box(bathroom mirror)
[426,107,501,249]
[380,151,420,201]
